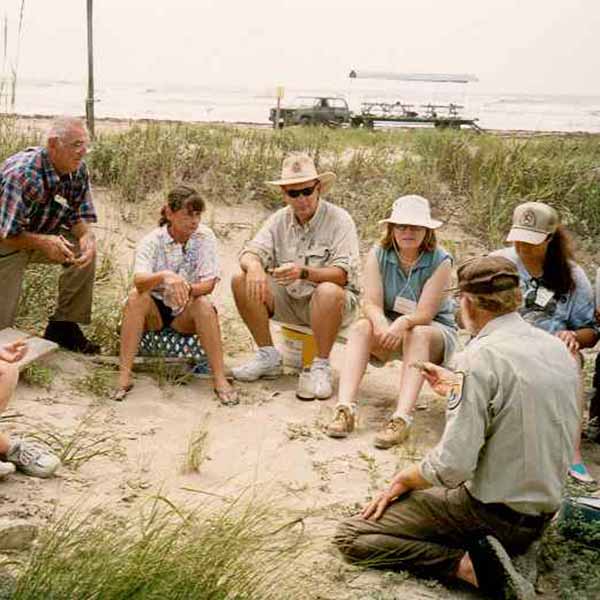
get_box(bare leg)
[310,282,345,358]
[336,319,377,410]
[231,272,274,347]
[118,290,162,390]
[393,325,445,419]
[0,363,18,454]
[173,297,232,392]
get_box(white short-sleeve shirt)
[134,223,220,308]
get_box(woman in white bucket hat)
[327,194,458,448]
[493,201,598,484]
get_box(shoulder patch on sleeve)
[447,372,465,411]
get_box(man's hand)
[0,340,28,363]
[361,490,395,521]
[555,330,580,355]
[246,263,269,304]
[39,234,75,264]
[379,316,411,351]
[162,272,191,309]
[412,361,459,397]
[73,231,96,268]
[272,262,302,286]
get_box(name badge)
[393,296,417,315]
[534,286,554,308]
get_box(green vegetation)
[87,123,600,250]
[12,497,311,600]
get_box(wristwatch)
[300,268,309,280]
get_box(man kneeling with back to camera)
[334,256,580,600]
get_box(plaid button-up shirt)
[0,146,97,238]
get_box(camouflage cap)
[454,255,520,294]
[507,202,559,245]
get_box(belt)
[467,490,554,529]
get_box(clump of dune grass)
[26,410,119,470]
[20,363,56,390]
[180,421,210,474]
[12,496,312,600]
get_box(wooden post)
[274,85,284,130]
[85,0,95,139]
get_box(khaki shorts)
[268,279,358,328]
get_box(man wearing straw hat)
[231,153,360,400]
[335,255,579,600]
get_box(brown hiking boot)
[374,417,411,449]
[326,406,355,438]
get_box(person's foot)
[214,384,239,406]
[231,348,282,382]
[468,535,535,600]
[44,321,100,354]
[0,461,15,479]
[4,440,61,478]
[568,462,596,484]
[373,417,411,449]
[296,359,333,400]
[326,406,355,438]
[111,383,134,402]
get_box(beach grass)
[87,123,600,252]
[11,495,313,600]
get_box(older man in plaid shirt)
[0,117,99,353]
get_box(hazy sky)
[3,0,599,95]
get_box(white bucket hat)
[266,153,336,195]
[379,195,442,229]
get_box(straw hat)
[506,202,558,245]
[379,195,442,229]
[266,153,336,195]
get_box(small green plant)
[180,422,209,474]
[73,365,115,398]
[20,363,55,390]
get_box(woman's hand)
[162,272,191,309]
[379,316,412,351]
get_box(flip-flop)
[111,384,134,402]
[214,387,239,406]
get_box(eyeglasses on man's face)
[283,182,319,198]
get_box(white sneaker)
[312,361,333,399]
[5,440,61,478]
[231,348,283,382]
[296,360,333,400]
[0,461,15,479]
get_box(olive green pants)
[0,236,96,329]
[334,486,547,578]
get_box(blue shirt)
[375,245,456,329]
[493,246,596,334]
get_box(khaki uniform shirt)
[241,199,360,299]
[420,312,579,515]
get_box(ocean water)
[7,78,600,133]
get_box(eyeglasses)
[284,183,319,198]
[62,140,90,151]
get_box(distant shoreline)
[7,112,600,139]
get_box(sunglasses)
[284,182,319,198]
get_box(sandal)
[214,386,239,406]
[111,384,134,402]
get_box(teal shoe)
[568,462,596,484]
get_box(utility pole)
[85,0,95,138]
